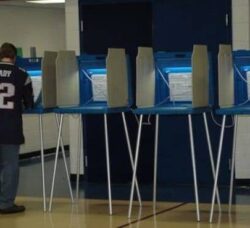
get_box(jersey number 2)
[0,83,15,109]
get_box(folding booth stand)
[18,52,73,212]
[210,45,250,222]
[129,46,219,221]
[48,48,141,215]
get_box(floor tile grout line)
[117,202,187,228]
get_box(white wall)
[232,0,250,50]
[21,114,69,154]
[65,0,80,55]
[232,0,250,178]
[0,5,65,57]
[0,4,69,154]
[65,0,84,174]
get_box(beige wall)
[0,4,69,154]
[21,114,69,154]
[232,0,250,50]
[0,5,65,57]
[231,0,250,178]
[65,0,84,174]
[65,0,80,55]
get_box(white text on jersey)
[0,70,12,77]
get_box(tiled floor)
[1,153,249,228]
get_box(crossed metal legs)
[49,114,74,212]
[37,113,74,212]
[128,114,201,220]
[209,115,238,223]
[103,113,142,214]
[129,112,218,221]
[48,112,141,215]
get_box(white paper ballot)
[247,71,250,100]
[30,76,42,103]
[91,74,107,101]
[168,72,192,102]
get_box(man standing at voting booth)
[0,43,34,214]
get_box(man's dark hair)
[0,42,17,60]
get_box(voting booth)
[233,50,250,106]
[129,45,215,222]
[218,45,234,107]
[218,45,250,107]
[78,48,132,108]
[41,51,58,108]
[16,51,58,108]
[55,48,132,109]
[16,57,42,106]
[50,48,138,215]
[136,45,211,108]
[210,45,250,222]
[56,50,79,107]
[16,51,58,212]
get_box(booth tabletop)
[133,105,212,115]
[53,104,131,114]
[23,106,54,114]
[216,105,250,115]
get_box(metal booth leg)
[188,114,200,222]
[153,114,159,212]
[128,114,143,218]
[76,114,83,201]
[209,115,226,223]
[229,115,238,212]
[55,114,74,203]
[104,114,112,215]
[203,113,221,209]
[39,114,46,212]
[121,112,142,206]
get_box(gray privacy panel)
[106,48,128,107]
[192,45,209,107]
[218,44,234,107]
[42,51,57,108]
[56,50,79,107]
[136,47,155,107]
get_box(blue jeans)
[0,144,20,209]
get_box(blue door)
[79,0,232,189]
[153,0,232,187]
[79,1,154,184]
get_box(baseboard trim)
[19,145,69,160]
[70,174,85,182]
[235,179,250,186]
